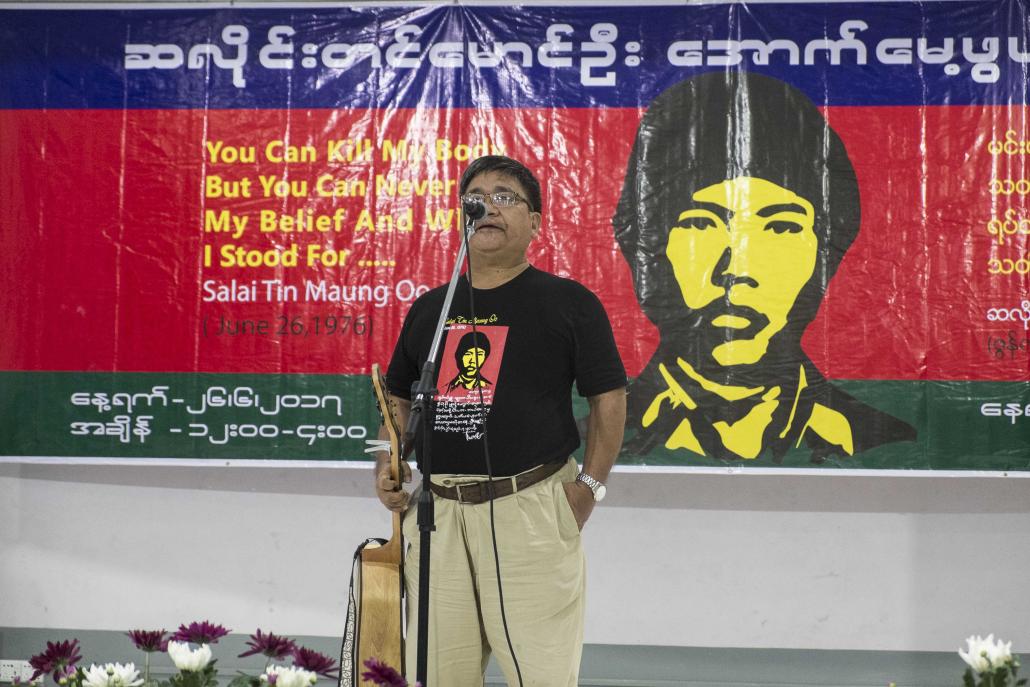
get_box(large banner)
[1,1,1027,471]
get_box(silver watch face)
[593,484,606,502]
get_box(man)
[613,71,915,463]
[375,155,627,685]
[444,330,493,393]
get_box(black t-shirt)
[386,266,626,476]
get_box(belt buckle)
[454,482,475,504]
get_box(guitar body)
[357,364,405,674]
[357,534,403,670]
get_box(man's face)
[461,347,487,376]
[665,176,818,367]
[464,171,541,264]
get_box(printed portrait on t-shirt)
[435,324,508,440]
[444,330,494,393]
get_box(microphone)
[462,197,487,222]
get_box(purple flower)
[29,639,83,682]
[170,621,230,645]
[291,647,339,679]
[54,666,78,686]
[359,658,406,687]
[126,630,169,652]
[238,630,296,660]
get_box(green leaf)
[227,673,259,687]
[965,668,978,687]
[168,664,219,687]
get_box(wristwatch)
[575,472,607,502]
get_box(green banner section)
[0,371,379,460]
[1,372,1027,470]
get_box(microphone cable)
[458,219,525,687]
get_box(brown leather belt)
[429,460,566,504]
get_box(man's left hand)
[562,480,596,531]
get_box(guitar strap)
[338,537,388,687]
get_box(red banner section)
[1,106,1027,381]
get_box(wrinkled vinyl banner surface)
[1,1,1028,471]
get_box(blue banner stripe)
[1,2,1028,109]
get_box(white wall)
[1,461,1028,652]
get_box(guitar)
[356,364,405,674]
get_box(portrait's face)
[665,176,817,367]
[464,171,541,263]
[460,347,487,376]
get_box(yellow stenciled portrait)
[613,71,916,464]
[666,177,818,367]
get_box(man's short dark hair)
[460,155,543,213]
[455,331,491,365]
[613,71,861,330]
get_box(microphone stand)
[405,210,477,687]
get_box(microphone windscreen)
[462,198,487,221]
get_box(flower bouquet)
[959,634,1026,687]
[226,631,337,687]
[12,622,339,687]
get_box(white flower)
[992,638,1014,666]
[959,634,1014,674]
[960,635,994,673]
[167,641,213,672]
[81,663,142,687]
[261,665,317,687]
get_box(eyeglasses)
[461,191,528,208]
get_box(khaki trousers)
[402,458,585,687]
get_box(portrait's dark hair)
[613,71,861,333]
[455,330,491,365]
[460,155,543,213]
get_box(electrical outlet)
[0,660,32,683]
